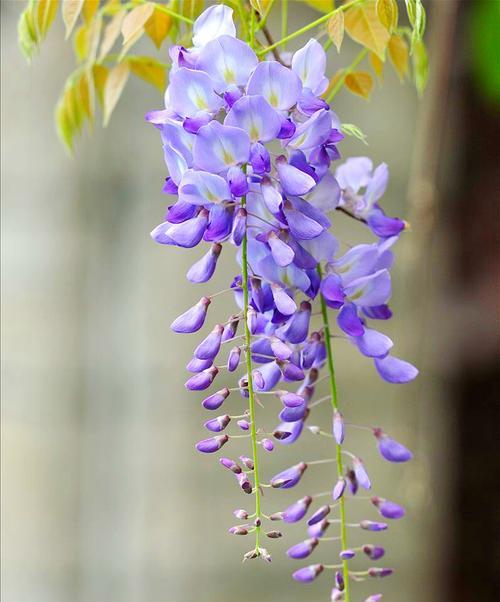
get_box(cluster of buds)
[148,5,417,601]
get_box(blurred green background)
[2,1,499,602]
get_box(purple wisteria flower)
[147,4,418,600]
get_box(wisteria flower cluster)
[147,5,418,601]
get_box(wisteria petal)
[193,121,251,173]
[247,60,302,110]
[276,158,316,196]
[292,39,328,95]
[354,328,393,357]
[192,4,236,48]
[225,95,281,142]
[288,109,332,150]
[374,355,418,384]
[344,269,391,307]
[167,68,222,117]
[178,169,231,205]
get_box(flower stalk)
[318,264,351,602]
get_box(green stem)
[255,0,277,32]
[149,2,194,25]
[326,48,368,102]
[257,0,364,56]
[317,264,350,602]
[241,196,262,552]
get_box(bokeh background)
[2,1,499,601]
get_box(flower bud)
[195,434,229,454]
[220,457,242,474]
[368,567,394,578]
[261,438,274,452]
[279,401,307,423]
[266,530,283,539]
[286,537,319,559]
[333,477,346,500]
[362,544,385,560]
[270,462,307,489]
[186,357,213,373]
[171,297,210,333]
[222,315,239,342]
[239,455,254,470]
[335,571,345,591]
[202,387,230,410]
[371,497,405,519]
[227,346,241,372]
[259,547,272,562]
[233,508,248,520]
[231,208,247,246]
[308,518,330,538]
[346,469,358,495]
[229,526,248,535]
[282,496,312,523]
[292,564,324,583]
[185,366,218,391]
[307,504,331,526]
[237,419,250,431]
[254,517,261,527]
[331,589,345,601]
[204,414,230,432]
[339,549,356,560]
[269,512,284,521]
[353,457,371,490]
[243,548,259,561]
[365,595,383,602]
[360,520,388,532]
[236,472,253,494]
[270,337,293,360]
[333,410,344,444]
[187,244,222,283]
[280,392,306,408]
[194,324,223,360]
[247,307,258,334]
[373,428,413,463]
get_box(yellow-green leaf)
[304,0,334,13]
[56,96,74,151]
[18,3,38,60]
[327,11,344,53]
[127,56,167,92]
[376,0,398,32]
[119,26,145,60]
[98,9,125,61]
[249,0,272,15]
[180,0,204,19]
[344,1,390,60]
[73,23,88,61]
[345,71,374,99]
[121,2,154,46]
[62,0,84,39]
[369,52,384,79]
[37,0,59,38]
[103,62,130,125]
[144,8,172,50]
[78,71,94,121]
[92,63,109,106]
[412,39,428,95]
[388,34,409,81]
[82,0,99,23]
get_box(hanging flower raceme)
[147,4,417,602]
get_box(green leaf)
[341,123,369,145]
[18,1,38,61]
[344,1,390,60]
[62,0,85,39]
[304,0,334,13]
[103,62,130,126]
[412,39,428,95]
[469,0,500,105]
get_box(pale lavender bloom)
[171,297,210,333]
[202,387,229,410]
[237,419,250,431]
[374,429,413,462]
[178,169,231,206]
[279,301,311,343]
[225,95,281,142]
[292,39,329,96]
[193,121,250,173]
[344,269,392,308]
[195,434,228,453]
[151,210,209,248]
[167,68,222,117]
[292,563,324,583]
[374,355,418,384]
[282,495,312,523]
[192,4,235,48]
[354,328,393,358]
[276,156,316,196]
[197,35,258,92]
[288,108,332,150]
[187,243,222,283]
[287,537,319,559]
[248,61,302,112]
[236,471,253,494]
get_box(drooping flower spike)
[148,5,417,601]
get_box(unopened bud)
[266,530,283,539]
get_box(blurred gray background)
[2,1,485,601]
